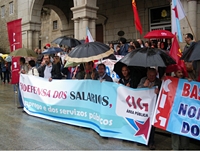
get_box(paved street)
[0,82,199,150]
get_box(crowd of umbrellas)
[7,29,200,80]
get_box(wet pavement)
[0,82,199,150]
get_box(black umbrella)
[113,61,147,88]
[118,47,176,67]
[65,42,114,63]
[42,47,63,54]
[80,39,85,44]
[113,48,174,88]
[181,41,200,62]
[114,61,146,78]
[51,36,81,48]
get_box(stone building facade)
[0,0,199,53]
[0,0,18,53]
[40,9,74,48]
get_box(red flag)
[7,19,22,52]
[132,0,142,35]
[168,36,188,77]
[7,19,22,84]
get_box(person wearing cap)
[46,43,50,49]
[173,65,184,78]
[43,43,51,51]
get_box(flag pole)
[135,25,138,39]
[185,16,196,41]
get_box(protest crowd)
[1,31,199,150]
[1,0,199,149]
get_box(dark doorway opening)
[96,24,103,43]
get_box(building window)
[1,5,5,18]
[9,2,14,15]
[53,20,58,30]
[149,6,171,31]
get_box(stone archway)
[42,5,68,31]
[18,0,99,49]
[18,0,73,49]
[39,4,74,47]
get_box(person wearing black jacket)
[118,66,133,88]
[38,55,62,81]
[36,49,43,68]
[49,56,62,81]
[97,63,113,82]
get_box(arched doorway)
[39,4,74,48]
[21,0,73,49]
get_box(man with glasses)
[183,33,193,55]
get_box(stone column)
[33,31,40,49]
[71,0,98,40]
[90,19,96,41]
[27,30,33,49]
[74,19,80,39]
[187,0,197,39]
[82,18,89,38]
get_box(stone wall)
[0,0,18,53]
[97,0,170,44]
[40,9,74,49]
[0,0,199,51]
[40,9,62,48]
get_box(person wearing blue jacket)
[119,37,129,56]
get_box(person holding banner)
[18,57,29,108]
[137,68,161,90]
[137,68,161,150]
[19,57,28,74]
[27,60,39,76]
[171,65,190,150]
[49,56,62,81]
[38,55,52,79]
[96,63,113,82]
[118,66,133,88]
[75,62,98,80]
